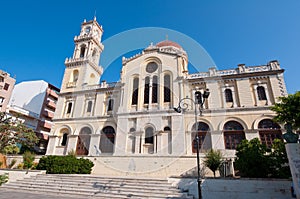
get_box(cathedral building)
[46,18,287,176]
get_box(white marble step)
[1,174,192,198]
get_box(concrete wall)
[169,178,292,199]
[0,169,46,183]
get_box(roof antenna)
[166,34,168,41]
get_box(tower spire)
[94,10,97,21]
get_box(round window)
[146,62,158,73]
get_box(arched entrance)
[76,127,92,155]
[144,127,155,154]
[223,121,246,150]
[100,126,115,153]
[192,122,210,153]
[258,119,282,147]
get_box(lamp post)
[174,89,210,199]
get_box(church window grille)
[152,76,158,103]
[87,101,92,113]
[223,121,245,150]
[132,78,139,105]
[164,74,171,102]
[257,86,267,100]
[192,122,209,153]
[66,102,72,114]
[61,133,68,146]
[144,77,150,104]
[4,83,9,91]
[145,127,154,144]
[258,119,282,147]
[108,99,114,111]
[80,45,86,58]
[225,89,233,102]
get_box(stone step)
[36,174,169,183]
[1,174,193,198]
[3,183,185,198]
[5,181,181,195]
[22,178,176,189]
[1,185,188,199]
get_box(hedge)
[36,155,94,174]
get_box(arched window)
[89,73,95,85]
[164,74,171,102]
[92,49,97,57]
[223,121,245,150]
[66,102,72,114]
[132,78,139,105]
[152,76,158,103]
[76,127,92,155]
[80,45,86,58]
[107,99,114,111]
[164,127,171,131]
[144,77,150,104]
[145,127,154,144]
[100,126,115,153]
[72,70,79,82]
[59,128,70,147]
[225,89,233,102]
[192,122,210,153]
[87,101,92,113]
[258,119,282,147]
[257,86,267,100]
[61,133,68,146]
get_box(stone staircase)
[0,174,193,198]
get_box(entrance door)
[76,136,89,155]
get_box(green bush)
[3,145,20,155]
[23,151,35,169]
[235,138,291,178]
[36,155,94,174]
[0,173,8,186]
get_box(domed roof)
[156,40,182,49]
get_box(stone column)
[66,135,78,154]
[88,134,101,156]
[160,131,169,155]
[46,135,58,155]
[186,131,193,155]
[135,132,142,154]
[156,131,162,155]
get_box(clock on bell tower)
[61,17,104,93]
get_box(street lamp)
[173,89,210,199]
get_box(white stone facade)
[46,18,287,176]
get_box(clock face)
[146,62,158,73]
[85,26,91,33]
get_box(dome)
[156,40,182,49]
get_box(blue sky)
[0,0,299,94]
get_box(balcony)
[39,121,52,130]
[43,110,54,118]
[48,89,58,99]
[47,100,56,109]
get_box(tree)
[269,139,291,178]
[203,149,223,177]
[235,138,291,178]
[235,138,270,178]
[270,91,300,129]
[0,112,39,154]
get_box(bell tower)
[61,17,104,92]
